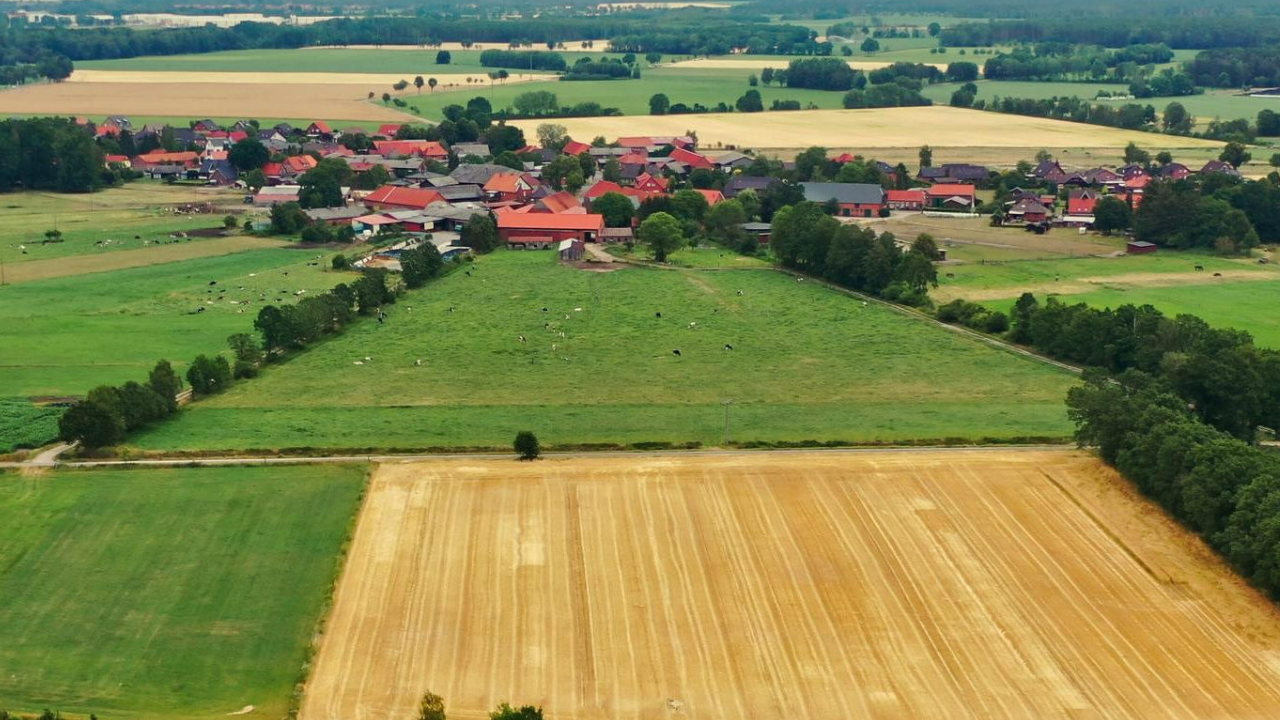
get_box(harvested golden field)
[67,69,553,88]
[667,57,950,72]
[302,450,1280,720]
[0,80,416,122]
[512,106,1224,153]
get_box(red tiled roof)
[376,124,404,137]
[538,191,582,213]
[833,152,857,163]
[229,130,248,142]
[284,155,318,173]
[925,184,975,197]
[104,154,129,164]
[584,180,626,199]
[363,185,444,209]
[562,140,592,156]
[618,152,648,165]
[1067,197,1097,215]
[669,147,713,169]
[484,172,525,193]
[496,213,604,232]
[308,121,332,133]
[137,150,199,165]
[694,189,724,205]
[886,189,925,202]
[374,140,447,158]
[262,162,284,177]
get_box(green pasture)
[0,463,366,720]
[608,244,773,268]
[130,249,1075,452]
[0,247,353,397]
[0,184,244,264]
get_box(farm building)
[497,212,605,243]
[801,182,886,218]
[254,185,301,206]
[925,184,976,210]
[886,189,926,211]
[740,222,772,244]
[1007,198,1052,223]
[1127,240,1157,254]
[507,236,555,250]
[558,238,585,261]
[599,227,634,243]
[363,185,444,212]
[374,140,448,160]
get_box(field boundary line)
[1038,468,1177,585]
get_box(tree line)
[982,44,1180,83]
[941,16,1280,49]
[0,118,108,193]
[1188,48,1280,88]
[770,202,938,306]
[479,49,567,72]
[1009,295,1280,440]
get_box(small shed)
[740,222,773,244]
[1127,240,1157,255]
[599,227,634,243]
[558,238,585,261]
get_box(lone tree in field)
[637,211,684,262]
[491,703,542,720]
[428,77,438,93]
[414,75,424,93]
[514,431,541,460]
[417,690,446,720]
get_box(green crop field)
[0,399,62,453]
[0,463,367,720]
[607,245,773,268]
[129,249,1076,452]
[0,247,353,398]
[922,81,1280,126]
[77,48,637,74]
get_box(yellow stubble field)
[301,449,1280,720]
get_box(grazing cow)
[672,349,681,357]
[1213,272,1222,277]
[519,335,526,343]
[655,311,662,318]
[736,290,743,296]
[209,280,217,286]
[1195,265,1204,271]
[724,344,733,351]
[945,272,955,278]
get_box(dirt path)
[300,449,1280,720]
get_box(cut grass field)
[301,450,1280,720]
[0,246,353,397]
[129,250,1076,452]
[927,249,1280,347]
[0,463,367,720]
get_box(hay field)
[301,450,1280,720]
[667,57,950,72]
[0,79,415,122]
[511,106,1224,152]
[67,69,553,87]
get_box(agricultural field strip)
[68,70,555,86]
[1,236,288,284]
[301,451,1280,720]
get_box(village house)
[1200,160,1241,177]
[375,139,448,160]
[1006,197,1052,223]
[1156,162,1191,180]
[723,176,776,198]
[801,182,886,217]
[483,172,536,203]
[1067,189,1098,216]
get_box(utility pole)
[722,399,733,445]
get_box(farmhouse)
[802,182,886,217]
[1006,197,1052,223]
[1067,189,1098,215]
[375,140,448,160]
[483,172,536,203]
[496,212,604,243]
[925,184,976,210]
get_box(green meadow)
[0,463,367,720]
[130,249,1076,452]
[0,247,352,397]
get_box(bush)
[514,430,541,460]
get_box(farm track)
[298,450,1280,720]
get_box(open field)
[129,250,1075,452]
[0,184,246,266]
[301,449,1280,720]
[76,48,637,74]
[877,214,1127,260]
[607,244,772,268]
[923,81,1280,127]
[0,463,366,720]
[667,57,949,71]
[69,69,555,87]
[511,106,1224,153]
[0,246,353,397]
[2,235,293,284]
[0,80,416,123]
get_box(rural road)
[0,443,1078,470]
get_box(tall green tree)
[636,211,684,262]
